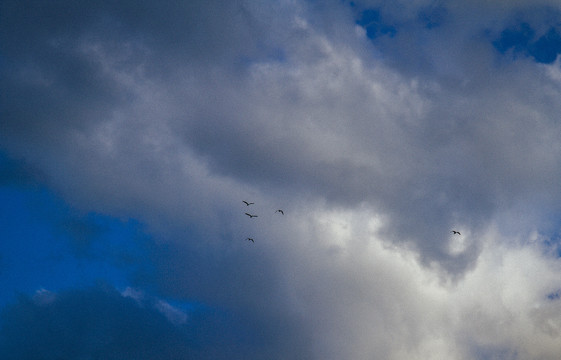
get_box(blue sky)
[2,1,561,359]
[0,177,142,306]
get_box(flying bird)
[242,201,254,206]
[451,230,461,235]
[246,237,254,243]
[245,213,258,218]
[275,209,284,215]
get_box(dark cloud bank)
[0,285,310,360]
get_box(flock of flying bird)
[242,200,459,242]
[242,200,283,243]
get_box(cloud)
[121,287,188,325]
[139,206,561,359]
[2,0,561,359]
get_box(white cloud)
[32,288,57,306]
[155,300,188,325]
[121,286,144,303]
[271,212,561,359]
[122,287,188,325]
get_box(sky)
[2,0,561,359]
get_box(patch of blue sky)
[493,22,561,64]
[0,186,137,306]
[351,3,448,38]
[542,233,561,258]
[355,9,396,40]
[493,22,535,54]
[547,290,561,301]
[529,27,561,63]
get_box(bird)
[275,209,284,215]
[451,230,461,235]
[242,201,254,206]
[246,237,254,243]
[245,213,258,218]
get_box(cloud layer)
[2,0,561,359]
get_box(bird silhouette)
[451,230,461,235]
[246,237,254,243]
[245,213,258,218]
[242,201,254,206]
[275,209,284,215]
